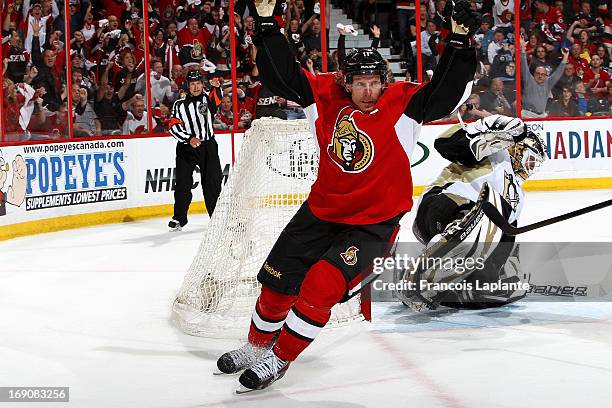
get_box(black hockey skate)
[215,343,270,375]
[236,349,290,394]
[168,219,184,232]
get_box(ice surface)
[1,190,611,407]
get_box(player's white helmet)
[509,131,546,180]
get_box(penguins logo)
[328,114,374,173]
[340,246,359,266]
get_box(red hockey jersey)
[304,73,427,224]
[255,31,476,225]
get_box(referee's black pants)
[173,138,222,225]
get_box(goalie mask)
[342,48,387,84]
[509,131,546,180]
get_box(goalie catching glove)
[466,115,527,161]
[442,0,481,49]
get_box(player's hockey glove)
[254,0,276,17]
[442,0,481,49]
[253,0,281,44]
[466,115,526,161]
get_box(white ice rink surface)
[1,190,612,408]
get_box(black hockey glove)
[253,0,282,44]
[443,0,481,49]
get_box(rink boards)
[0,118,610,240]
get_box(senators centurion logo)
[327,112,374,173]
[340,246,359,266]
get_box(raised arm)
[206,77,223,116]
[3,3,13,32]
[547,48,569,90]
[519,39,531,83]
[405,0,480,123]
[253,16,315,108]
[406,45,477,123]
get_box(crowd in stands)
[1,0,611,141]
[338,0,611,119]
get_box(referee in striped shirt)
[167,70,223,231]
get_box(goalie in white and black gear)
[396,115,547,310]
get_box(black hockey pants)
[173,139,222,225]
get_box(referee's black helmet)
[186,70,204,84]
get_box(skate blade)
[213,369,241,376]
[235,385,259,394]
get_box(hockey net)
[172,118,364,338]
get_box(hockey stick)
[482,198,612,236]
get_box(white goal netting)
[172,118,363,338]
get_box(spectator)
[492,0,514,34]
[94,62,125,135]
[524,33,539,63]
[533,0,566,44]
[121,94,149,134]
[567,28,597,57]
[548,86,581,116]
[30,21,64,112]
[30,100,70,139]
[393,0,416,58]
[461,93,491,120]
[474,15,494,63]
[72,83,99,136]
[488,29,507,65]
[177,16,212,49]
[135,59,178,108]
[236,81,256,120]
[573,81,591,115]
[213,94,234,130]
[421,20,439,71]
[595,45,611,71]
[583,54,611,96]
[568,43,591,78]
[480,77,515,115]
[553,63,580,98]
[529,45,554,74]
[2,75,39,140]
[520,38,569,117]
[302,17,322,52]
[590,82,612,113]
[23,0,60,54]
[152,104,171,133]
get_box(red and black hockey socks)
[273,260,347,362]
[248,286,297,347]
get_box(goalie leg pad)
[273,260,346,362]
[413,187,473,245]
[399,183,506,309]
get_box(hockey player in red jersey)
[216,0,480,392]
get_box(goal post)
[172,118,365,338]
